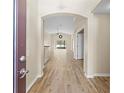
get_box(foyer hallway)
[28,49,109,93]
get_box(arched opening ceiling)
[43,13,87,34]
[38,0,101,17]
[44,15,75,34]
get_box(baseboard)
[26,72,44,93]
[85,73,94,78]
[84,72,110,79]
[73,57,78,60]
[26,76,38,93]
[40,71,44,77]
[94,73,110,77]
[73,55,77,60]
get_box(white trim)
[37,71,44,78]
[73,57,78,60]
[41,71,44,77]
[94,73,110,77]
[84,72,110,79]
[86,75,94,78]
[26,76,38,93]
[85,73,94,78]
[26,72,44,93]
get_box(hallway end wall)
[51,33,72,51]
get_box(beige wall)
[87,14,110,76]
[94,15,110,74]
[73,14,110,77]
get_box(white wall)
[26,0,42,92]
[0,0,13,92]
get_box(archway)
[40,12,88,74]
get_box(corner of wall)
[84,72,110,79]
[94,73,110,77]
[85,72,94,78]
[26,71,44,93]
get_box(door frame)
[13,0,17,92]
[77,30,84,60]
[13,0,27,93]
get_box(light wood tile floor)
[28,49,110,93]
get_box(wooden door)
[14,0,27,93]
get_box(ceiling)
[42,0,109,34]
[39,0,100,15]
[44,15,75,34]
[92,0,110,14]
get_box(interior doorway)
[77,29,84,60]
[56,40,66,49]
